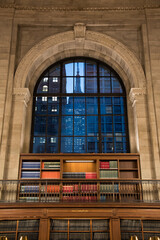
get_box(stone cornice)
[13,88,31,107]
[0,4,160,11]
[129,88,147,107]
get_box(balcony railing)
[0,179,160,204]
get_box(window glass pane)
[61,137,73,152]
[86,97,98,115]
[63,62,73,76]
[87,116,98,136]
[86,77,97,93]
[86,61,97,76]
[37,78,48,93]
[100,97,112,114]
[48,97,59,115]
[62,77,73,93]
[62,97,73,115]
[87,137,99,153]
[74,97,85,115]
[74,77,85,93]
[101,116,113,134]
[74,137,86,153]
[47,116,59,136]
[61,116,73,136]
[35,97,47,114]
[47,137,58,153]
[75,61,85,76]
[33,137,45,153]
[102,136,114,153]
[49,77,60,93]
[100,77,111,93]
[99,64,110,76]
[34,116,46,136]
[74,116,85,136]
[49,64,60,76]
[111,77,123,93]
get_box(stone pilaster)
[129,88,154,179]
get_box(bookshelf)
[19,154,140,202]
[0,219,39,240]
[50,219,110,240]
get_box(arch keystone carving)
[74,23,86,39]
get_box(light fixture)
[19,236,28,240]
[148,237,160,240]
[65,160,95,163]
[0,237,8,240]
[130,236,139,240]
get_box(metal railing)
[0,179,160,203]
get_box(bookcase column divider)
[110,218,121,240]
[39,218,49,240]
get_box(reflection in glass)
[48,97,59,115]
[35,97,47,114]
[87,137,99,153]
[74,116,85,136]
[49,77,60,93]
[47,137,58,153]
[49,64,60,76]
[33,137,45,153]
[100,77,111,93]
[99,64,110,76]
[101,116,113,134]
[75,61,85,76]
[47,116,59,136]
[86,77,97,93]
[62,97,73,115]
[34,116,46,136]
[100,97,112,114]
[86,61,97,76]
[63,62,73,76]
[74,77,85,93]
[74,97,85,115]
[74,137,85,153]
[86,97,98,115]
[61,116,73,136]
[87,116,98,136]
[62,77,73,93]
[112,77,123,93]
[61,137,73,152]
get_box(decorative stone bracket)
[13,88,31,107]
[74,23,86,40]
[129,88,147,107]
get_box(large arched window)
[31,58,129,153]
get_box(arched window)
[31,58,129,153]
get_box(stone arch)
[14,25,146,95]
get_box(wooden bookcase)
[19,153,140,202]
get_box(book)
[41,171,60,179]
[21,171,40,179]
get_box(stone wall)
[0,2,160,180]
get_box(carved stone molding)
[74,23,86,40]
[13,88,31,107]
[129,88,147,107]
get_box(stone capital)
[13,88,31,107]
[74,23,86,40]
[129,88,146,107]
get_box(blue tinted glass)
[61,116,73,136]
[86,97,98,115]
[35,97,47,114]
[46,137,58,153]
[37,78,48,93]
[63,62,73,76]
[34,116,46,136]
[100,77,111,93]
[33,137,45,153]
[74,116,85,136]
[49,64,60,76]
[101,116,113,134]
[74,137,85,153]
[74,77,85,93]
[61,137,73,153]
[48,97,59,115]
[87,137,99,153]
[75,61,85,76]
[99,64,110,76]
[49,77,60,93]
[62,97,73,115]
[102,137,114,153]
[100,97,112,114]
[86,77,97,93]
[87,116,98,136]
[111,77,123,93]
[86,61,97,76]
[74,97,85,115]
[47,116,59,135]
[62,77,73,93]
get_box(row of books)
[63,172,97,179]
[100,161,118,169]
[22,161,40,169]
[19,196,60,202]
[62,196,97,201]
[41,171,60,179]
[100,170,118,178]
[21,171,40,178]
[100,184,119,193]
[42,161,60,170]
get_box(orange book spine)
[41,171,60,179]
